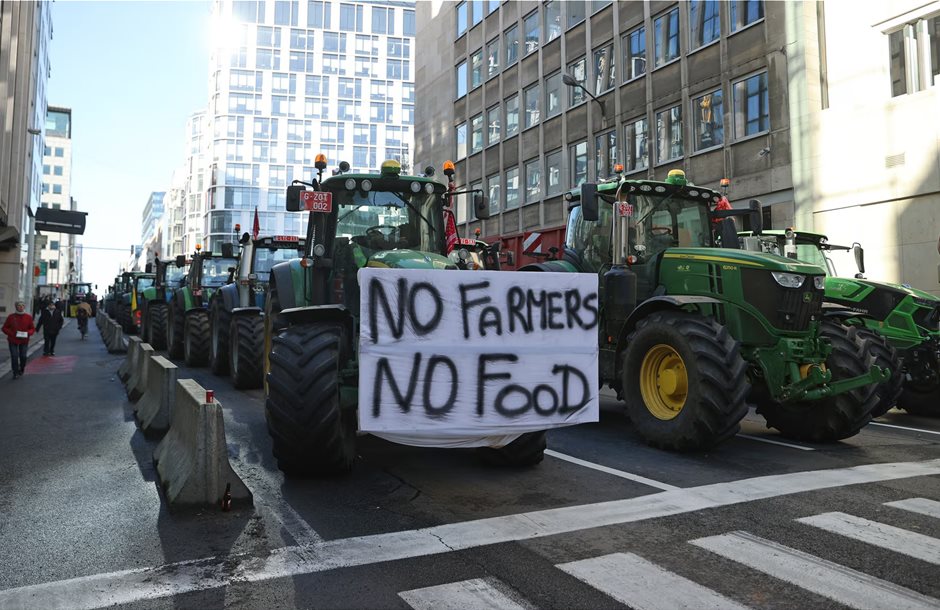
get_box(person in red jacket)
[2,301,36,379]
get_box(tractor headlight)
[361,179,373,192]
[410,181,422,193]
[424,182,435,194]
[344,178,357,191]
[457,248,470,261]
[813,276,825,290]
[771,272,805,288]
[313,243,326,257]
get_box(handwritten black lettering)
[369,277,408,343]
[494,385,531,418]
[373,353,422,416]
[546,291,564,330]
[459,281,491,339]
[407,281,443,336]
[506,287,530,333]
[581,293,599,329]
[479,306,503,336]
[526,289,546,330]
[477,353,517,416]
[423,356,458,417]
[554,364,590,414]
[532,385,560,416]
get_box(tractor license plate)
[301,191,333,213]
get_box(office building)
[141,192,166,246]
[38,107,75,288]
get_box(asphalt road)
[0,319,939,609]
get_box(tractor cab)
[233,233,306,309]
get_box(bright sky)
[47,0,210,293]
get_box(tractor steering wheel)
[366,225,396,248]
[650,226,673,236]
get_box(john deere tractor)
[526,171,888,450]
[66,282,93,317]
[139,259,186,350]
[208,233,305,388]
[740,229,940,416]
[114,272,153,334]
[166,246,238,365]
[263,157,545,475]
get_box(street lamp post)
[562,73,607,118]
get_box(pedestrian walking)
[35,300,65,356]
[76,300,92,339]
[2,301,35,379]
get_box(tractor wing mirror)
[175,255,186,268]
[748,199,763,235]
[473,192,491,220]
[221,242,235,258]
[718,218,741,249]
[286,184,305,212]
[853,242,865,275]
[581,183,599,222]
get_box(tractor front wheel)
[230,314,264,389]
[622,311,750,451]
[183,310,210,367]
[209,299,231,375]
[755,320,877,442]
[265,322,356,475]
[855,327,903,418]
[149,303,168,351]
[167,301,185,359]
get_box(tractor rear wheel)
[140,304,150,344]
[230,314,264,389]
[756,320,877,442]
[209,299,231,375]
[899,383,940,416]
[622,311,749,451]
[149,303,168,351]
[117,301,133,334]
[167,300,185,359]
[855,327,903,418]
[183,310,210,367]
[265,322,356,475]
[477,432,547,466]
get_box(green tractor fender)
[615,295,723,348]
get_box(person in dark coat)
[2,302,35,378]
[35,300,65,356]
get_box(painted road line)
[870,422,940,437]
[557,552,750,610]
[544,449,679,491]
[691,531,938,610]
[2,459,940,609]
[886,497,940,519]
[736,434,815,451]
[398,578,530,610]
[797,512,940,565]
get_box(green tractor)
[166,246,238,365]
[66,282,93,317]
[208,233,305,388]
[105,274,127,321]
[525,170,888,449]
[114,272,153,334]
[263,158,546,475]
[740,229,940,416]
[139,259,186,350]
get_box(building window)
[568,2,585,28]
[471,0,483,26]
[655,105,683,163]
[524,84,540,128]
[470,114,484,154]
[470,49,483,88]
[404,10,415,36]
[53,184,62,194]
[730,0,764,32]
[387,37,409,57]
[525,158,541,204]
[487,174,501,215]
[505,94,520,136]
[690,0,720,49]
[307,1,331,28]
[570,141,588,186]
[506,25,519,66]
[592,0,612,12]
[524,11,539,55]
[505,167,520,210]
[50,240,59,250]
[545,149,563,196]
[733,72,769,137]
[42,184,49,194]
[888,15,940,96]
[54,147,64,157]
[340,3,363,32]
[372,6,394,35]
[355,34,379,55]
[325,53,346,74]
[456,2,468,37]
[338,77,359,98]
[487,39,500,78]
[387,58,408,79]
[487,0,499,15]
[692,89,724,150]
[456,122,467,159]
[593,43,615,93]
[654,7,680,67]
[545,72,563,118]
[594,131,618,180]
[456,60,467,98]
[487,105,501,145]
[291,29,314,50]
[42,164,50,175]
[623,27,646,81]
[568,56,586,105]
[545,1,561,43]
[43,145,51,156]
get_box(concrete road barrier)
[106,319,126,354]
[153,379,252,508]
[126,343,153,403]
[103,319,115,349]
[119,337,141,382]
[136,355,177,435]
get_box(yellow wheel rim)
[639,344,688,420]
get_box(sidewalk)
[0,318,73,378]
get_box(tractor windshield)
[201,258,238,287]
[630,193,711,256]
[334,190,443,253]
[166,265,186,287]
[758,236,836,275]
[253,247,301,280]
[566,203,615,273]
[135,277,155,291]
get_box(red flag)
[252,207,260,239]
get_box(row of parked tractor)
[98,157,940,476]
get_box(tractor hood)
[365,249,456,270]
[663,247,827,274]
[849,278,939,302]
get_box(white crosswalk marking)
[691,531,939,610]
[797,512,940,565]
[398,578,530,610]
[557,552,750,610]
[886,497,940,519]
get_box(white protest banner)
[358,268,599,447]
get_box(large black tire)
[209,299,231,375]
[167,300,185,359]
[899,383,940,416]
[140,303,150,344]
[477,432,547,466]
[230,314,265,389]
[183,310,210,367]
[622,311,749,451]
[755,320,877,442]
[265,322,356,475]
[149,303,168,351]
[117,301,133,334]
[855,327,903,418]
